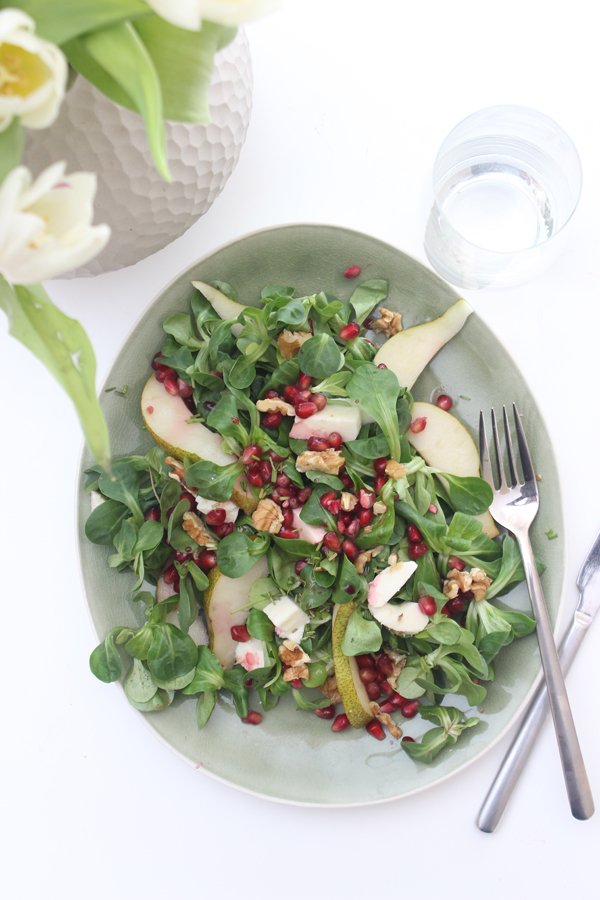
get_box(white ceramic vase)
[24,31,253,276]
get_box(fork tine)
[512,404,535,483]
[490,408,508,490]
[502,405,519,487]
[478,411,494,486]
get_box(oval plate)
[77,224,564,806]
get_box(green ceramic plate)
[77,224,564,805]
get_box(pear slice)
[367,560,417,608]
[204,558,269,668]
[370,601,429,635]
[192,280,246,337]
[332,604,373,727]
[141,375,257,514]
[373,298,472,390]
[407,400,499,538]
[289,402,362,442]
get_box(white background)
[1,2,599,898]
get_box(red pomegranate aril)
[409,416,427,434]
[297,373,312,390]
[331,713,350,732]
[390,691,407,709]
[374,474,387,493]
[296,401,318,418]
[418,595,437,617]
[436,393,453,411]
[163,565,178,585]
[343,264,362,278]
[339,322,360,341]
[259,460,273,483]
[358,508,373,527]
[247,465,264,487]
[448,556,466,571]
[289,678,303,689]
[179,491,195,507]
[448,597,465,615]
[230,624,250,642]
[406,523,423,543]
[366,682,381,701]
[276,472,291,488]
[264,388,279,399]
[307,436,329,452]
[175,550,192,563]
[400,700,420,719]
[295,389,312,402]
[312,392,328,411]
[154,365,169,383]
[358,488,375,509]
[373,457,388,474]
[205,507,227,527]
[323,531,341,553]
[262,411,282,429]
[282,508,294,528]
[177,378,193,398]
[297,487,312,504]
[354,654,373,668]
[402,736,416,744]
[377,363,388,369]
[279,528,299,539]
[342,538,358,560]
[241,443,262,466]
[241,710,263,725]
[408,542,428,560]
[163,373,179,395]
[213,522,234,538]
[195,549,217,572]
[269,449,288,464]
[151,352,164,370]
[320,492,341,515]
[326,431,343,449]
[314,704,336,719]
[428,503,438,514]
[359,666,378,684]
[145,506,160,521]
[288,497,300,509]
[283,384,299,402]
[379,680,392,696]
[294,559,307,575]
[344,518,360,538]
[344,584,356,595]
[340,473,353,489]
[366,720,385,741]
[376,655,394,677]
[379,700,396,714]
[337,517,346,534]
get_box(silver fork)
[479,405,594,821]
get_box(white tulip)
[0,8,67,131]
[0,162,110,284]
[145,0,279,31]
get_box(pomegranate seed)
[448,556,465,571]
[402,736,416,744]
[358,508,373,527]
[307,436,329,452]
[407,523,423,543]
[448,597,465,615]
[358,488,375,508]
[294,559,307,574]
[409,416,427,434]
[312,392,327,411]
[379,681,393,696]
[359,667,378,684]
[323,532,341,553]
[356,655,375,669]
[373,457,388,474]
[297,373,312,390]
[205,507,227,527]
[340,473,353,489]
[177,378,193,398]
[175,551,192,563]
[344,584,356,595]
[241,443,262,465]
[366,720,385,740]
[262,411,282,429]
[331,713,350,732]
[339,322,360,341]
[343,264,362,278]
[163,565,178,585]
[337,516,346,534]
[374,474,387,493]
[390,691,407,709]
[281,508,294,528]
[436,393,453,411]
[345,518,360,538]
[145,506,160,521]
[213,522,234,538]
[151,352,164,370]
[259,460,272,483]
[244,678,254,688]
[320,492,341,515]
[264,389,279,399]
[247,465,264,487]
[163,373,179,395]
[379,700,396,714]
[276,473,291,489]
[327,431,343,449]
[296,389,312,402]
[400,700,420,719]
[195,549,217,571]
[154,365,170,383]
[408,542,428,559]
[428,503,438,514]
[366,681,381,700]
[289,678,303,689]
[296,401,318,418]
[441,603,451,616]
[283,384,299,402]
[377,363,388,369]
[418,595,437,616]
[241,710,262,725]
[376,655,394,677]
[268,449,288,464]
[179,491,195,507]
[314,704,336,719]
[297,487,312,504]
[279,528,299,539]
[342,538,358,560]
[230,624,250,642]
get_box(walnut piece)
[279,639,311,681]
[340,491,358,512]
[277,329,312,359]
[369,307,403,337]
[470,567,493,601]
[296,448,345,475]
[251,498,284,534]
[354,545,384,575]
[373,500,387,515]
[182,511,216,548]
[320,674,342,704]
[370,702,403,739]
[165,455,185,482]
[384,648,407,690]
[385,459,406,480]
[443,566,493,601]
[255,397,295,416]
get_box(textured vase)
[24,31,253,276]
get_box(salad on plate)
[85,274,535,761]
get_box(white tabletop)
[2,2,599,898]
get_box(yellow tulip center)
[0,43,50,97]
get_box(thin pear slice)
[332,604,373,727]
[407,401,499,538]
[192,280,246,337]
[141,375,257,513]
[373,298,472,390]
[204,558,269,668]
[370,600,429,635]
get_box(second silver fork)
[479,405,593,823]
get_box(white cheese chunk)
[263,595,310,642]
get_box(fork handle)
[517,531,594,820]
